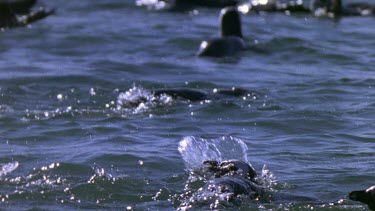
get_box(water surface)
[0,0,374,210]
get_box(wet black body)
[153,88,247,101]
[0,0,54,28]
[201,160,263,199]
[349,186,375,210]
[197,36,246,57]
[197,6,246,57]
[203,160,257,181]
[0,0,36,13]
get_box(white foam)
[116,85,174,114]
[0,161,19,177]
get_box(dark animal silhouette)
[349,186,375,210]
[197,6,247,57]
[154,87,248,101]
[0,0,54,28]
[201,159,264,200]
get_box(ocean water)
[0,0,375,210]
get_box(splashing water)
[176,136,277,210]
[0,161,19,177]
[116,86,173,114]
[178,136,249,171]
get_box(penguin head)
[203,159,257,181]
[220,6,243,38]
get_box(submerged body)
[179,159,266,209]
[0,0,54,28]
[349,186,375,210]
[203,177,263,200]
[202,159,264,199]
[0,0,36,13]
[203,159,257,181]
[197,36,246,57]
[154,87,248,101]
[117,86,250,110]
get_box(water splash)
[178,136,249,171]
[116,85,173,114]
[0,161,19,177]
[176,136,277,210]
[259,165,277,189]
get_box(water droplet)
[57,94,63,101]
[89,88,96,96]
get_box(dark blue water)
[0,0,374,210]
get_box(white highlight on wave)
[0,161,19,177]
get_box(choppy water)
[1,0,375,210]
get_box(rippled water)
[0,0,374,210]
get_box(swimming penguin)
[197,6,247,57]
[203,159,257,181]
[311,0,375,18]
[201,159,264,200]
[0,0,54,28]
[204,177,263,199]
[349,185,375,211]
[154,87,248,101]
[117,86,251,109]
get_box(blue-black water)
[1,0,374,210]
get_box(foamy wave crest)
[0,161,19,177]
[178,136,249,171]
